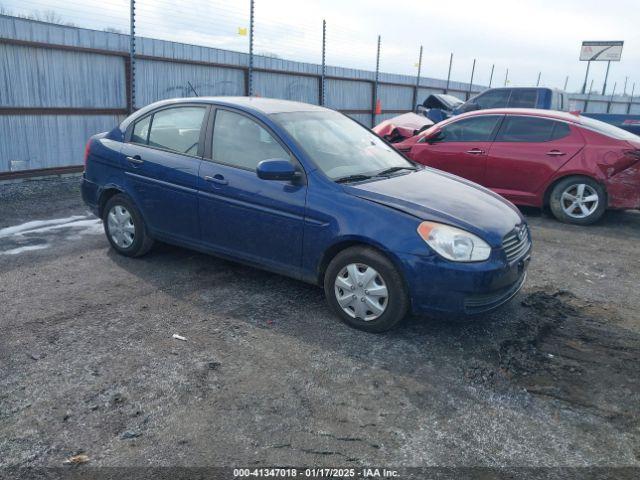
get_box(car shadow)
[106,237,640,428]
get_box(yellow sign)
[238,27,247,36]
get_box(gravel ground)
[0,177,639,473]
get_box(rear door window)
[550,122,571,140]
[147,107,207,155]
[495,116,557,142]
[439,115,502,142]
[508,89,538,108]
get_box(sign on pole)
[580,41,623,62]
[580,41,623,94]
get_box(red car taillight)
[83,140,91,169]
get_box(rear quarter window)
[496,116,557,142]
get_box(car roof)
[152,96,327,114]
[453,108,583,124]
[120,96,330,131]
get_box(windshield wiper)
[334,174,374,184]
[374,166,418,177]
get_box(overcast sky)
[3,0,639,94]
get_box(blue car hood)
[344,169,523,246]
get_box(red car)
[374,109,640,224]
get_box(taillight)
[83,140,91,169]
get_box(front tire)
[549,176,606,225]
[324,246,409,333]
[103,193,154,257]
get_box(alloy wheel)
[560,183,599,219]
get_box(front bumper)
[399,248,530,316]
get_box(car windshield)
[579,115,639,141]
[270,110,414,181]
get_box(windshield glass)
[579,115,639,141]
[270,110,414,180]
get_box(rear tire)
[103,193,154,257]
[324,246,409,333]
[549,176,606,225]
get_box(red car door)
[409,115,503,184]
[485,116,585,206]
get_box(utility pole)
[413,45,423,109]
[488,64,494,88]
[536,72,541,86]
[563,76,569,91]
[504,68,509,87]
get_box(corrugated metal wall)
[1,14,638,174]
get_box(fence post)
[536,72,541,86]
[563,76,569,91]
[320,19,326,106]
[623,76,628,96]
[628,82,635,114]
[128,0,136,113]
[371,35,381,126]
[504,68,509,87]
[488,64,494,88]
[467,59,476,100]
[444,53,453,93]
[412,45,423,110]
[248,0,255,96]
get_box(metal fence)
[0,4,639,176]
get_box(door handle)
[466,148,485,155]
[126,155,144,164]
[546,150,566,157]
[204,174,228,185]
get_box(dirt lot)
[1,177,639,472]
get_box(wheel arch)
[316,237,407,288]
[97,185,125,218]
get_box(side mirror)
[256,159,299,181]
[425,130,444,144]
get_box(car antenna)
[187,81,199,97]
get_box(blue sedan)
[81,97,531,332]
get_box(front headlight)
[417,221,491,262]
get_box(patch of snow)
[0,215,89,238]
[1,244,50,255]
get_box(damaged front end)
[373,112,434,143]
